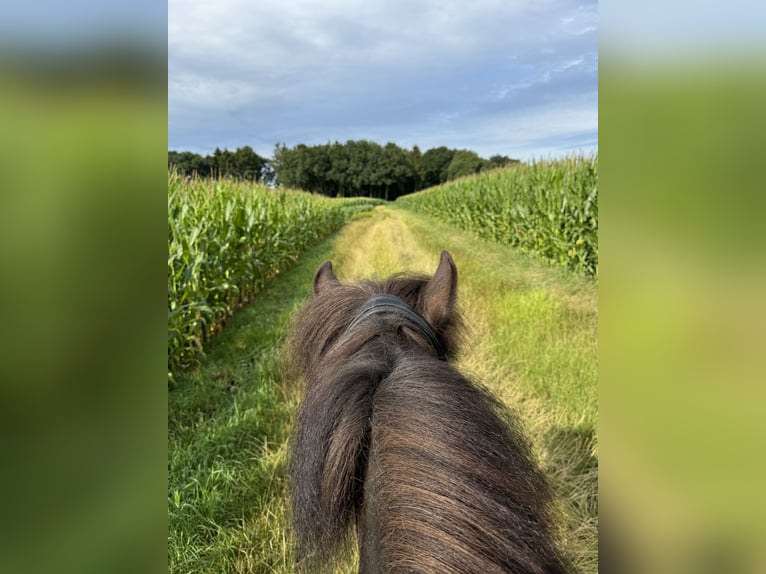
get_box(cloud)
[169,0,598,158]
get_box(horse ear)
[422,251,458,327]
[313,260,339,295]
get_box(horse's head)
[289,250,572,574]
[291,251,463,377]
[313,250,457,334]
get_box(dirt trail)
[327,207,437,280]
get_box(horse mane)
[288,257,571,573]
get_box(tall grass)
[168,173,379,379]
[397,155,598,276]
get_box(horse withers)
[289,251,570,573]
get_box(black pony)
[289,251,570,573]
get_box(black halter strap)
[345,294,446,360]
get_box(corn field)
[168,173,380,379]
[397,155,598,276]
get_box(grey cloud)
[169,0,597,158]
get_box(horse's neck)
[357,443,382,574]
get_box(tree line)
[168,146,269,181]
[168,141,519,199]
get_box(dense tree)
[409,145,423,192]
[326,141,350,196]
[483,154,521,171]
[168,150,213,177]
[233,146,266,180]
[170,141,520,198]
[419,146,455,188]
[168,146,267,181]
[446,149,484,180]
[381,142,415,200]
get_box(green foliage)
[167,172,380,379]
[170,141,524,199]
[484,154,520,170]
[446,149,484,180]
[273,140,421,199]
[169,146,267,181]
[418,145,455,188]
[271,140,522,199]
[398,155,598,276]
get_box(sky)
[3,0,763,163]
[168,0,598,161]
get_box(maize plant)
[168,173,380,380]
[397,155,598,276]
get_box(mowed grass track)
[168,206,597,573]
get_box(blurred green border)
[600,56,766,573]
[3,18,766,574]
[0,43,167,574]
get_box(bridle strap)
[345,294,446,360]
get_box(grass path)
[169,205,598,573]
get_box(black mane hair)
[288,251,571,573]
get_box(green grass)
[168,206,597,573]
[168,232,344,573]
